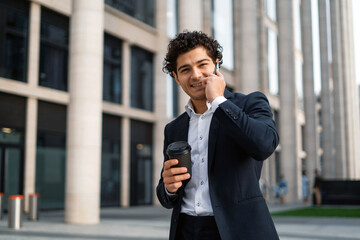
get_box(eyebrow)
[177,59,211,72]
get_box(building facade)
[0,0,359,224]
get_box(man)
[156,31,279,240]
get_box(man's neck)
[191,99,208,114]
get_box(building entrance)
[0,128,24,210]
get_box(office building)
[0,0,359,224]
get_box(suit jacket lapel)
[177,113,190,142]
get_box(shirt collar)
[185,99,213,116]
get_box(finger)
[168,167,188,176]
[172,173,191,182]
[163,173,190,184]
[214,69,223,77]
[163,168,189,180]
[198,77,208,85]
[166,182,183,193]
[164,159,178,169]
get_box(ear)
[172,71,180,85]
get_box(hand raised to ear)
[203,69,226,103]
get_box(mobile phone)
[214,62,219,74]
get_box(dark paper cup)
[166,141,192,175]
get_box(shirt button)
[200,181,204,185]
[197,202,201,207]
[201,158,204,163]
[201,115,204,119]
[200,136,203,140]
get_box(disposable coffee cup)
[166,141,192,175]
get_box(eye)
[180,68,189,73]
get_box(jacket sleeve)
[217,91,279,160]
[156,125,180,209]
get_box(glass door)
[0,146,23,210]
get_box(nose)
[190,67,202,80]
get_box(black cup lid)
[166,141,191,156]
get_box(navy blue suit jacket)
[156,90,280,240]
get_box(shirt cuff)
[211,96,227,110]
[164,183,177,197]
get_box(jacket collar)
[224,88,233,100]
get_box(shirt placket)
[195,112,208,214]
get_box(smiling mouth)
[191,82,202,87]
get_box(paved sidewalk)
[0,203,360,240]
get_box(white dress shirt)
[179,96,227,216]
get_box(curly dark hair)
[163,31,223,77]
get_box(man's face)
[173,46,216,101]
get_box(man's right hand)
[162,159,191,194]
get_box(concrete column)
[330,0,347,178]
[23,97,38,212]
[318,0,334,178]
[346,0,360,178]
[233,0,241,92]
[278,0,299,203]
[340,0,355,178]
[153,0,169,205]
[121,118,130,207]
[27,2,41,87]
[203,0,212,35]
[122,42,130,108]
[121,42,130,207]
[259,0,268,93]
[23,2,41,212]
[177,0,204,111]
[300,0,318,192]
[178,0,203,32]
[234,0,259,93]
[65,0,103,224]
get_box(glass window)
[36,101,67,209]
[166,0,177,38]
[212,0,234,70]
[166,75,179,118]
[264,0,277,22]
[0,92,26,209]
[0,0,29,82]
[105,0,155,27]
[301,125,305,151]
[273,109,279,128]
[39,7,69,91]
[267,29,279,95]
[130,120,153,206]
[1,147,23,210]
[0,92,26,129]
[130,46,154,111]
[103,34,123,104]
[101,114,121,206]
